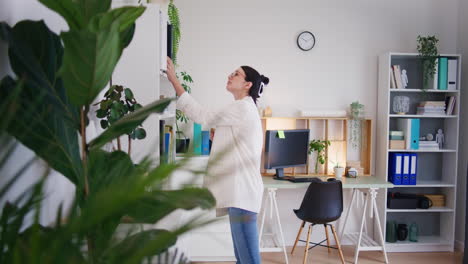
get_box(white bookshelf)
[376,52,461,252]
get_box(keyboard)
[287,177,318,183]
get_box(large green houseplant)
[0,0,215,263]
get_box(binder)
[447,59,458,90]
[402,153,410,185]
[201,130,210,155]
[438,57,448,90]
[193,123,202,155]
[397,119,420,150]
[159,119,166,163]
[389,153,403,185]
[410,119,420,150]
[409,153,417,185]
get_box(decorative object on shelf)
[417,35,440,90]
[333,164,344,179]
[96,85,146,155]
[392,95,410,114]
[409,222,419,242]
[349,101,364,149]
[308,139,331,174]
[435,128,444,149]
[296,31,316,51]
[345,167,358,178]
[401,69,409,88]
[386,221,398,243]
[263,106,273,117]
[397,224,408,241]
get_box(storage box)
[389,140,405,149]
[424,194,445,207]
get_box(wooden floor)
[193,246,464,264]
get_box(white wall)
[455,0,467,251]
[175,0,461,245]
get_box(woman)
[166,58,269,264]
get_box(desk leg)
[370,188,389,264]
[339,188,357,242]
[354,191,369,264]
[259,188,289,264]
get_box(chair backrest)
[295,178,343,224]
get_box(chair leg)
[331,225,346,264]
[303,224,312,264]
[324,224,331,253]
[291,221,305,255]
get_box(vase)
[397,224,408,241]
[392,96,410,114]
[334,167,344,178]
[386,221,397,243]
[409,222,419,242]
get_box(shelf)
[389,114,457,118]
[387,207,454,213]
[386,235,451,247]
[388,149,456,153]
[389,89,459,93]
[391,180,455,187]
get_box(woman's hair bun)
[260,75,269,85]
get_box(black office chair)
[291,178,345,264]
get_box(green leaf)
[96,109,107,118]
[38,0,85,30]
[0,21,82,185]
[127,187,215,223]
[89,6,145,34]
[135,128,146,139]
[60,22,121,106]
[100,119,108,129]
[88,98,172,150]
[124,88,134,100]
[106,229,176,262]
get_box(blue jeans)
[228,207,261,264]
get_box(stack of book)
[389,131,405,149]
[419,140,439,150]
[417,101,446,115]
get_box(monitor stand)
[273,168,294,181]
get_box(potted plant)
[330,153,345,178]
[349,101,364,149]
[0,1,215,262]
[175,71,193,153]
[417,35,439,90]
[308,139,331,174]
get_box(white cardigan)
[177,93,264,216]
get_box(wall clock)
[297,31,316,51]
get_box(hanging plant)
[349,101,364,149]
[168,0,181,65]
[417,35,439,90]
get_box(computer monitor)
[264,129,310,179]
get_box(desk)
[260,176,393,264]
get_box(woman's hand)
[166,57,178,84]
[166,57,185,96]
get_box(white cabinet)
[377,53,461,252]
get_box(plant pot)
[334,167,344,178]
[176,138,190,153]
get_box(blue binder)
[402,153,410,185]
[409,153,417,185]
[201,130,210,155]
[193,123,202,155]
[389,153,403,185]
[410,119,420,150]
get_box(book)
[390,67,396,88]
[193,123,202,155]
[389,131,404,136]
[392,65,403,89]
[201,130,210,155]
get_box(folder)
[402,153,410,185]
[389,153,403,185]
[409,153,417,185]
[397,119,420,150]
[438,57,448,90]
[447,59,458,90]
[193,123,202,155]
[201,130,210,155]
